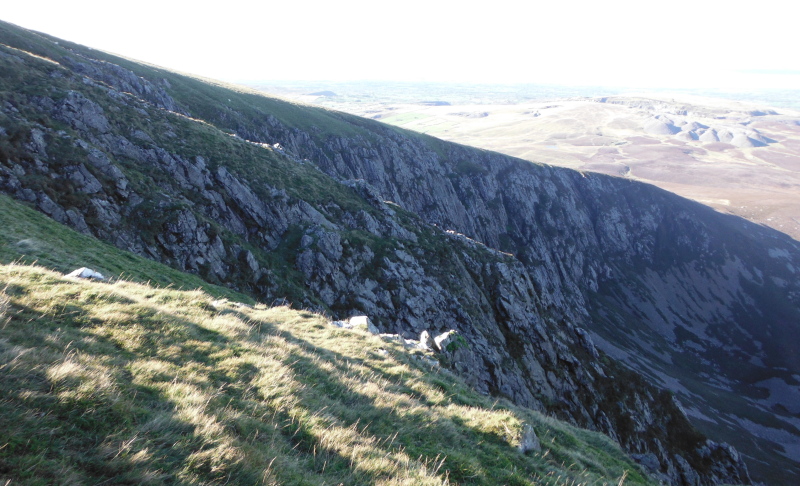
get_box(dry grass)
[0,263,650,485]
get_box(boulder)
[434,330,463,352]
[66,267,106,280]
[330,319,351,329]
[518,423,540,453]
[419,330,435,350]
[349,315,379,334]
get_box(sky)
[3,0,799,90]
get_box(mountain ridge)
[1,19,798,484]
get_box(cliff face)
[231,111,800,484]
[1,21,798,484]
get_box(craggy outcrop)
[3,20,799,484]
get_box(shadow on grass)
[0,292,370,484]
[0,280,634,485]
[260,326,542,485]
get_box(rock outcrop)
[3,20,798,484]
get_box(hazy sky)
[3,1,798,89]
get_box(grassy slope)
[0,20,358,137]
[0,195,650,485]
[1,19,451,157]
[0,194,251,303]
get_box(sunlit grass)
[0,263,651,484]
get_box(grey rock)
[632,452,661,472]
[674,454,701,486]
[433,330,457,352]
[36,192,66,223]
[53,91,111,134]
[65,209,91,234]
[27,128,48,158]
[0,166,21,192]
[63,55,183,114]
[66,267,106,280]
[344,315,376,333]
[330,320,348,328]
[243,250,259,273]
[518,423,541,453]
[65,164,103,194]
[574,327,599,359]
[419,330,435,350]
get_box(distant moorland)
[252,82,800,241]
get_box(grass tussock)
[0,263,652,485]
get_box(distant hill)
[308,90,337,97]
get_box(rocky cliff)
[2,20,799,484]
